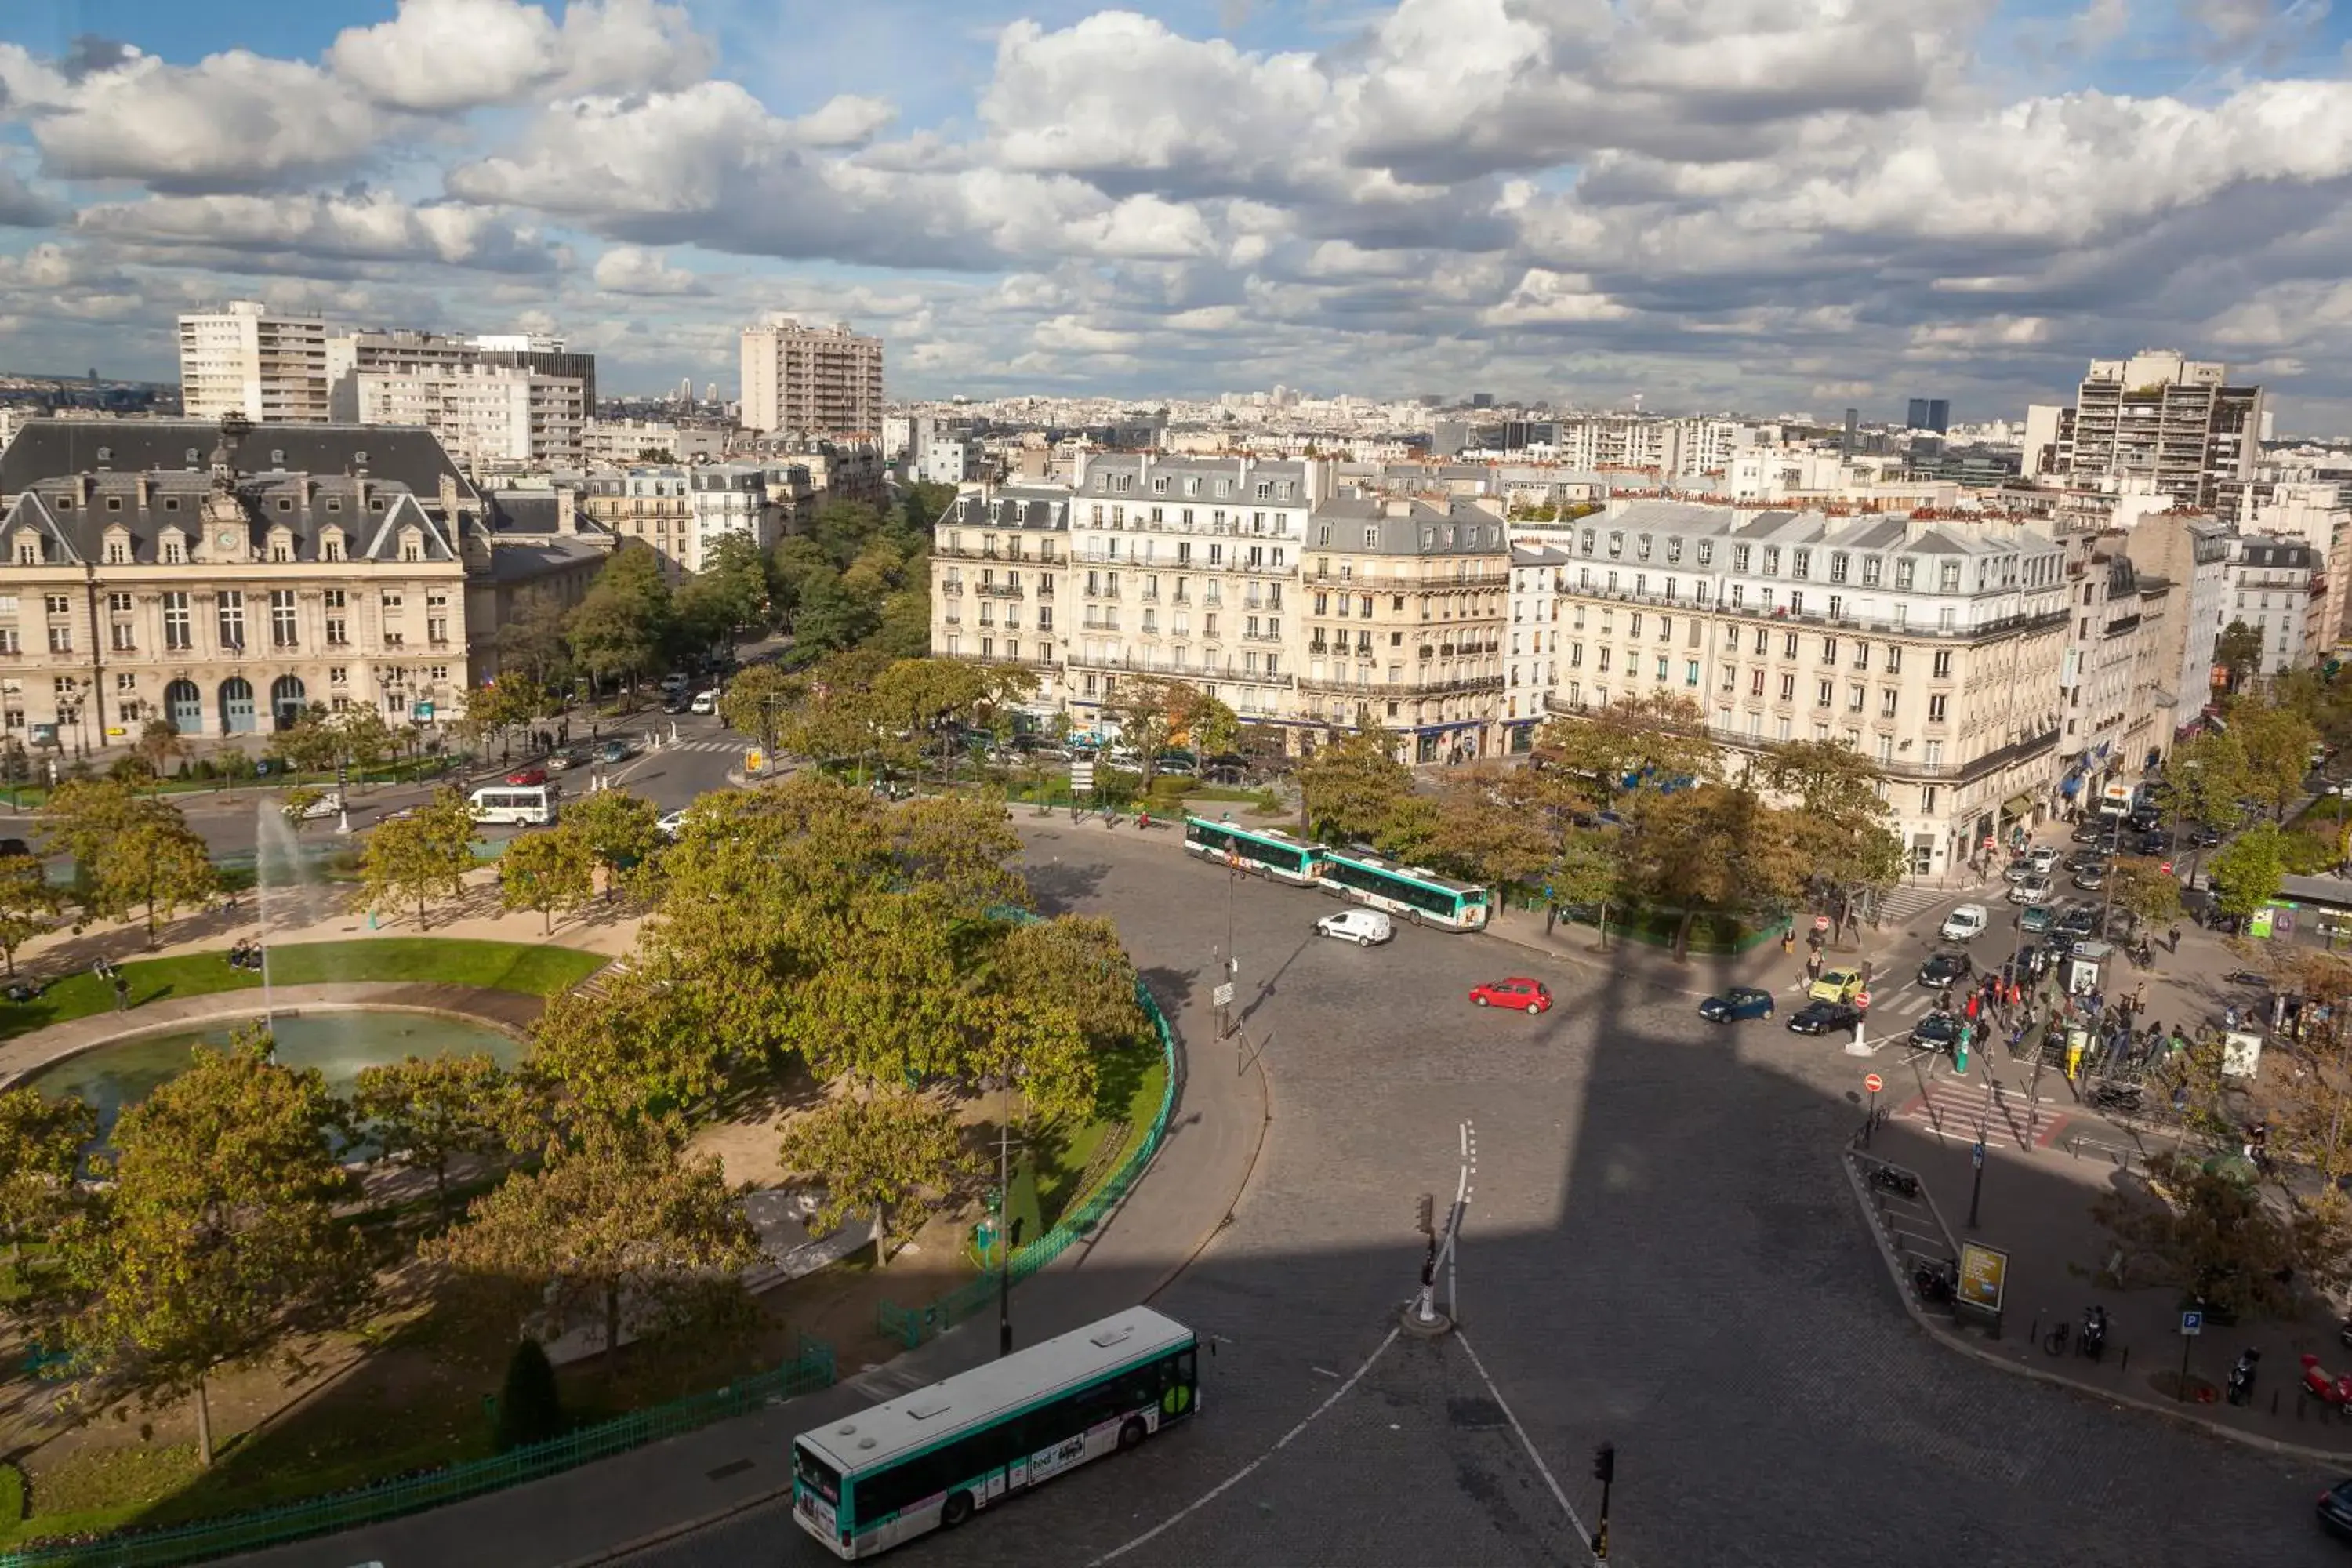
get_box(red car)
[504,765,549,786]
[1470,977,1552,1014]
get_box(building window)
[110,622,134,652]
[270,590,298,648]
[45,625,71,654]
[163,592,191,650]
[105,540,128,564]
[42,595,67,616]
[216,590,245,649]
[0,630,16,655]
[161,535,184,564]
[1928,694,1948,723]
[1939,561,1962,593]
[1932,650,1953,678]
[1733,545,1751,572]
[1884,646,1901,674]
[1847,683,1864,713]
[1779,673,1795,699]
[1817,679,1833,706]
[1895,558,1915,589]
[1879,689,1898,718]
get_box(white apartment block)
[1506,544,1569,738]
[739,318,884,437]
[1548,417,1751,477]
[583,419,681,465]
[2060,350,2266,510]
[917,435,982,486]
[2224,535,2318,677]
[686,463,787,572]
[2057,537,2176,782]
[1542,500,2071,877]
[178,301,329,423]
[352,364,586,472]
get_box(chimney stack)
[557,487,577,535]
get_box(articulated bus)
[1181,816,1327,886]
[1319,846,1490,931]
[793,1307,1200,1559]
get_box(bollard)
[2119,1345,2129,1375]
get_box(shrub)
[493,1338,567,1452]
[0,1460,24,1523]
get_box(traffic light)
[1414,1192,1435,1236]
[1592,1443,1615,1484]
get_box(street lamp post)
[995,1079,1025,1359]
[335,761,350,835]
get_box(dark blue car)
[1699,985,1776,1023]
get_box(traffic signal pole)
[1592,1443,1615,1559]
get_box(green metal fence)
[0,1339,836,1568]
[877,976,1181,1350]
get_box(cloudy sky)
[2,0,2350,426]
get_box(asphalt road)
[612,827,2347,1568]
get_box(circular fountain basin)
[23,1011,525,1148]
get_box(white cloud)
[592,244,709,295]
[18,46,392,191]
[789,95,898,150]
[75,191,560,271]
[328,0,711,112]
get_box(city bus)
[1319,845,1490,931]
[1181,815,1327,886]
[792,1307,1200,1559]
[466,784,559,826]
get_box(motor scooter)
[2227,1348,2260,1406]
[2301,1353,2352,1415]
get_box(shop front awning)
[2001,793,2036,818]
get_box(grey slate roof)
[944,485,1069,532]
[0,471,456,566]
[1310,494,1508,556]
[487,536,608,583]
[0,419,476,507]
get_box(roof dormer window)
[95,446,111,463]
[270,448,285,466]
[277,497,293,513]
[106,496,121,511]
[53,495,71,511]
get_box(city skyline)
[0,1,2350,424]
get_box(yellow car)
[1809,967,1866,1004]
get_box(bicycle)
[2043,1320,2071,1356]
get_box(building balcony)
[975,584,1024,599]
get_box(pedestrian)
[111,973,129,1013]
[1965,991,1980,1024]
[1544,903,1559,936]
[2168,924,2182,954]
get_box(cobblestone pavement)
[611,826,2350,1568]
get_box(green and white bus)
[792,1307,1200,1559]
[1181,815,1327,886]
[1320,846,1490,931]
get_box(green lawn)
[1032,1045,1170,1227]
[0,939,604,1042]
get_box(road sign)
[2160,861,2173,875]
[412,702,434,722]
[1958,1242,2009,1311]
[2180,1310,2203,1337]
[1971,1139,1985,1170]
[1212,982,1235,1009]
[1855,989,1871,1011]
[1864,1073,1883,1094]
[1069,760,1096,793]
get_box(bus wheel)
[1118,1417,1149,1453]
[941,1491,975,1529]
[1409,909,1424,927]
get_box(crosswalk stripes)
[1893,1070,2070,1150]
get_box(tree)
[0,1086,93,1260]
[715,663,802,753]
[266,705,343,779]
[42,776,144,871]
[775,1090,973,1264]
[2108,857,2184,931]
[494,598,574,695]
[1102,677,1235,788]
[425,1116,760,1367]
[1532,693,1716,811]
[1424,768,1558,889]
[91,808,217,945]
[791,568,879,653]
[349,1053,516,1215]
[280,784,328,831]
[1753,740,1904,934]
[332,704,397,779]
[2216,620,2265,694]
[1300,725,1411,842]
[2164,731,2250,840]
[1617,782,1805,958]
[492,1338,566,1451]
[564,788,664,900]
[1548,824,1625,946]
[2209,822,2287,922]
[564,547,673,691]
[2091,1151,2341,1324]
[136,718,186,778]
[867,658,986,782]
[499,823,595,933]
[986,916,1149,1057]
[0,852,61,976]
[60,1034,365,1466]
[358,786,477,928]
[528,960,739,1123]
[2233,697,2320,822]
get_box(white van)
[690,689,719,716]
[469,784,559,826]
[1315,908,1395,946]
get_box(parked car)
[1918,949,1973,989]
[1315,909,1394,946]
[691,689,719,716]
[1153,750,1200,776]
[2008,873,2053,906]
[1810,967,1865,1004]
[2020,904,2056,935]
[2027,845,2060,873]
[655,808,688,839]
[662,691,691,714]
[2064,848,2109,873]
[596,739,631,765]
[504,765,548,786]
[1787,1000,1860,1036]
[1698,985,1776,1023]
[1940,903,1990,942]
[294,789,343,820]
[2071,820,2114,844]
[2188,823,2223,848]
[1469,977,1552,1014]
[659,672,691,695]
[2317,1476,2352,1542]
[2073,866,2107,891]
[546,746,587,773]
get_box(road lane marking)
[1088,1327,1400,1566]
[1454,1330,1597,1563]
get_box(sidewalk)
[1861,1054,2352,1461]
[226,851,1272,1568]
